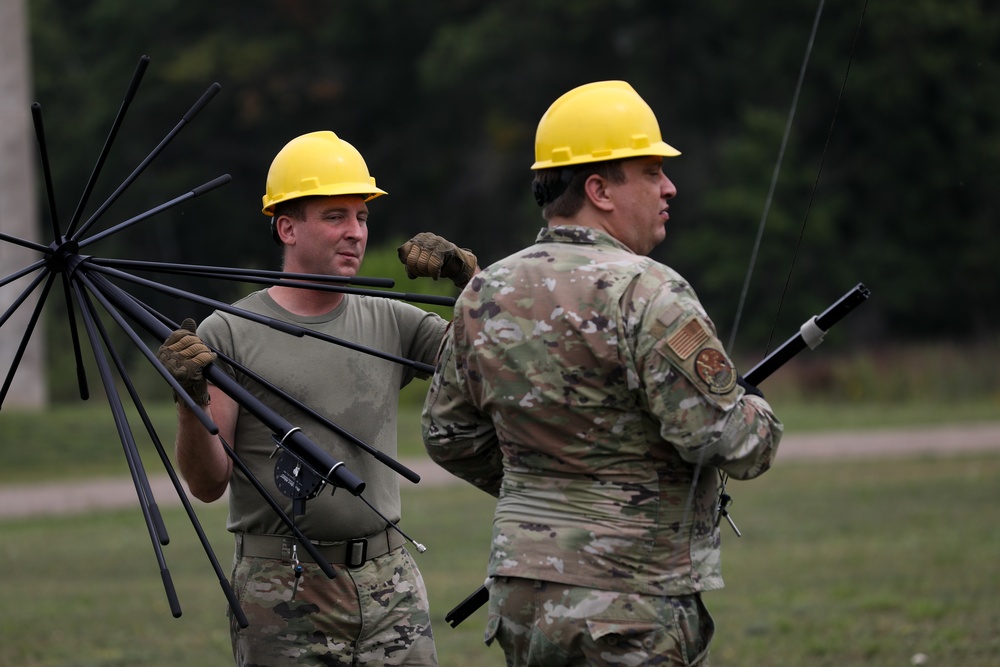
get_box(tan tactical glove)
[397,232,478,288]
[157,318,216,406]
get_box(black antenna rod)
[219,436,339,580]
[95,258,455,307]
[92,258,396,289]
[71,279,182,617]
[78,268,337,584]
[85,270,352,577]
[0,267,48,329]
[0,258,47,289]
[86,262,438,374]
[79,174,231,248]
[0,272,55,408]
[59,273,91,400]
[73,82,222,241]
[219,349,422,483]
[73,268,219,434]
[87,271,366,495]
[77,285,169,546]
[30,103,62,241]
[0,232,49,254]
[443,283,873,628]
[95,298,251,627]
[65,56,150,239]
[131,300,420,483]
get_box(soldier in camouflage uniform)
[158,131,477,666]
[422,81,784,666]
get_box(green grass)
[2,340,999,664]
[2,394,998,483]
[0,402,180,483]
[710,454,1000,665]
[758,397,1000,432]
[1,454,999,666]
[0,483,503,667]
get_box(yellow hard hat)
[531,81,680,170]
[261,131,387,216]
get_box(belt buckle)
[346,538,368,568]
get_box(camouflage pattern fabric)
[485,577,714,666]
[228,547,437,666]
[422,225,783,598]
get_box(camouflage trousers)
[228,546,438,666]
[485,577,714,666]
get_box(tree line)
[26,0,1000,362]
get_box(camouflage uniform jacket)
[423,225,783,596]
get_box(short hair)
[533,160,626,220]
[269,197,317,245]
[272,197,316,222]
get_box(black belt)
[235,529,405,568]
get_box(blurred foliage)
[23,0,1000,372]
[357,240,461,321]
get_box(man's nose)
[343,216,365,238]
[662,174,677,199]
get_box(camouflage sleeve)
[421,332,503,496]
[635,280,784,480]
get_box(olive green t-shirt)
[199,289,447,542]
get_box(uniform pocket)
[484,613,500,647]
[583,619,676,662]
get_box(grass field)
[1,452,999,666]
[2,355,999,666]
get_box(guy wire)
[716,0,871,534]
[727,0,827,354]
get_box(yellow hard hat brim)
[262,184,387,216]
[531,141,681,170]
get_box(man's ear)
[274,215,296,245]
[584,174,614,212]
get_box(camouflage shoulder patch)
[655,315,739,402]
[694,346,737,394]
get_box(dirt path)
[2,421,999,520]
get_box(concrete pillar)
[0,0,47,409]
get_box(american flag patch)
[667,318,709,360]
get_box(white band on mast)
[800,315,827,349]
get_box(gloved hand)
[157,318,216,406]
[397,232,478,288]
[737,374,764,399]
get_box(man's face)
[282,195,369,276]
[606,156,677,255]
